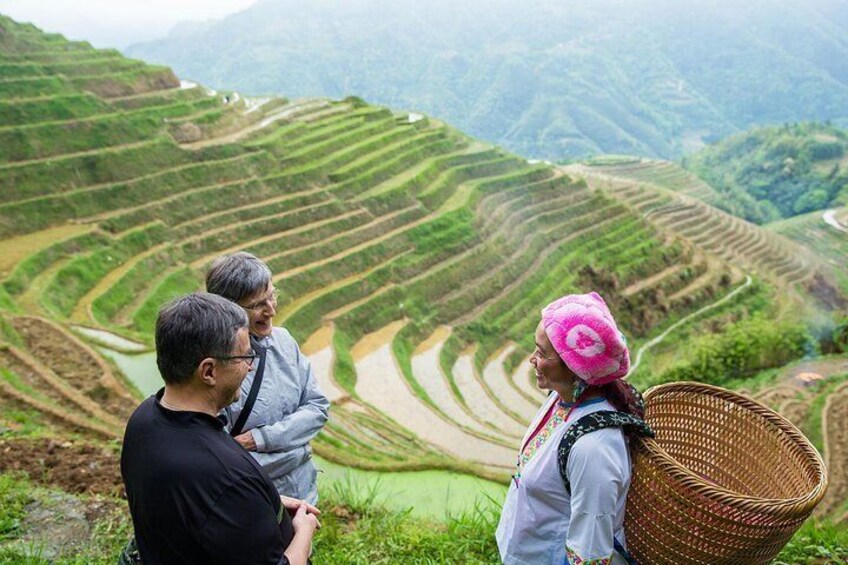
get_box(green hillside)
[1,15,847,562]
[127,0,848,161]
[770,206,848,293]
[683,123,848,224]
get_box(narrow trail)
[817,381,848,518]
[823,209,848,234]
[182,99,329,150]
[194,210,366,269]
[17,258,70,313]
[629,275,753,375]
[621,263,687,297]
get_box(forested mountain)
[126,0,848,161]
[683,123,848,224]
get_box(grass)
[0,469,844,564]
[0,474,29,542]
[331,328,359,394]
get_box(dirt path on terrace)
[267,205,415,267]
[300,324,348,403]
[182,99,329,150]
[621,263,687,297]
[278,207,433,280]
[823,209,848,234]
[352,322,514,471]
[198,210,366,270]
[629,275,753,375]
[410,327,514,444]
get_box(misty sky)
[0,0,258,48]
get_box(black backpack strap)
[557,410,654,495]
[230,335,268,438]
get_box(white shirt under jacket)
[496,393,631,565]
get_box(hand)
[281,495,321,517]
[234,431,257,451]
[291,504,321,534]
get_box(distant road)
[630,275,753,375]
[822,210,848,234]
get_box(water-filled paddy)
[99,342,508,519]
[75,326,148,352]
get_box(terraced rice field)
[583,158,723,206]
[0,14,842,502]
[751,361,848,523]
[564,162,834,292]
[770,206,848,293]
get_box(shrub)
[655,316,813,386]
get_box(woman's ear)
[198,358,217,387]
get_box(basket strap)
[557,410,654,495]
[558,411,652,565]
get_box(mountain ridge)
[127,0,848,161]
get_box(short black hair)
[155,292,248,385]
[205,252,273,303]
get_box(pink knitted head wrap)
[540,292,630,386]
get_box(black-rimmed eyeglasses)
[216,350,259,367]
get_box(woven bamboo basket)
[624,382,828,564]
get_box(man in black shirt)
[121,292,319,564]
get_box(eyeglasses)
[242,289,279,312]
[216,350,259,367]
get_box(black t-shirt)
[121,390,294,565]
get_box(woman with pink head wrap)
[496,292,649,565]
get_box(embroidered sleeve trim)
[565,546,611,565]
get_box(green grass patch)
[0,474,31,542]
[331,328,358,394]
[131,267,202,335]
[772,518,848,564]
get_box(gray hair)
[155,292,248,385]
[205,252,273,303]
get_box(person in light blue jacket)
[206,252,330,504]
